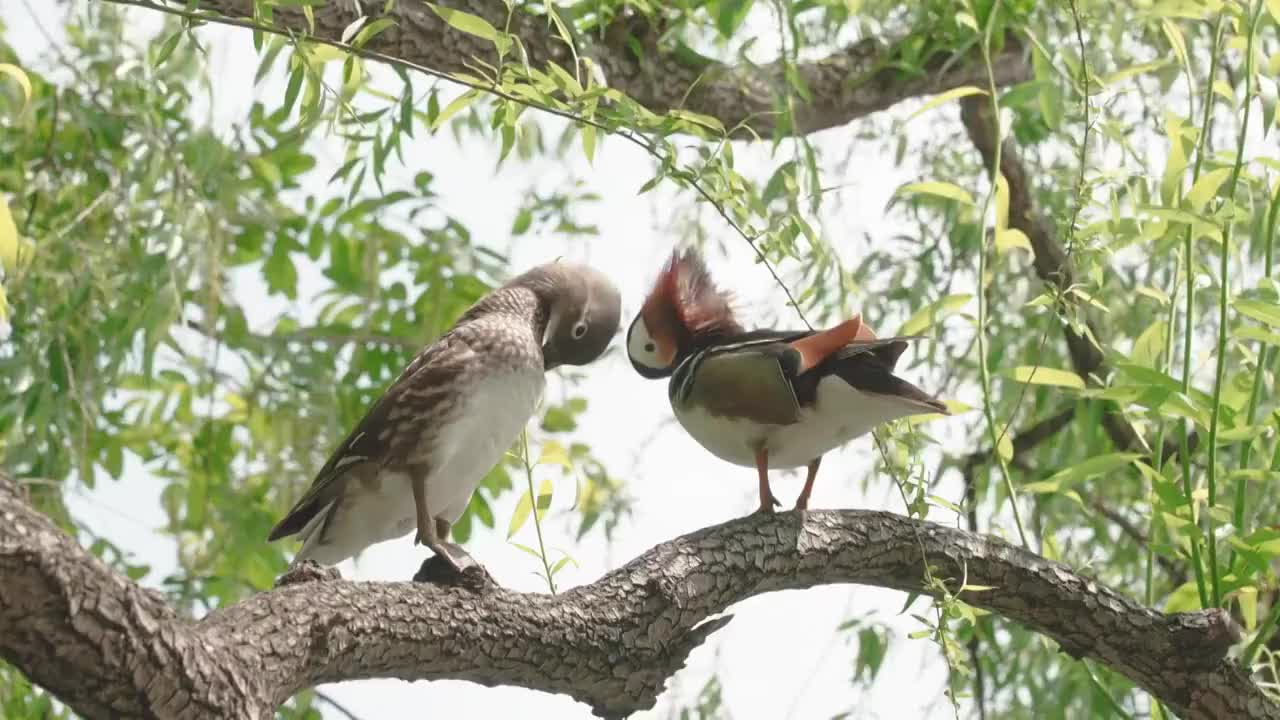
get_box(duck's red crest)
[644,248,743,340]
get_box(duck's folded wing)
[825,337,948,414]
[725,329,925,369]
[267,334,473,541]
[828,336,924,369]
[675,344,802,425]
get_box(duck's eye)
[572,322,588,339]
[644,342,655,353]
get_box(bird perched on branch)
[626,248,947,513]
[268,260,621,574]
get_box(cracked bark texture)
[2,474,1276,719]
[107,0,1029,136]
[7,3,1262,719]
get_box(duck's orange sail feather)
[788,315,877,374]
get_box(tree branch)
[1,473,1273,719]
[104,0,1029,136]
[315,690,367,720]
[0,476,264,718]
[958,97,1195,462]
[1080,490,1185,582]
[960,407,1185,582]
[962,405,1078,474]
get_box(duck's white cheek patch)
[628,323,657,363]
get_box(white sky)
[6,4,980,718]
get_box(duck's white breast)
[428,367,546,522]
[297,368,545,566]
[672,375,927,469]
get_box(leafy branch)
[966,0,1029,551]
[104,0,823,325]
[510,429,559,593]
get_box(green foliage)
[838,614,894,687]
[0,0,628,623]
[3,0,1280,718]
[678,674,728,720]
[0,666,72,720]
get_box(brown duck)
[269,260,621,572]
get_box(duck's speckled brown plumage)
[269,261,620,569]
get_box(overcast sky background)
[8,4,983,718]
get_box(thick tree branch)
[0,478,264,717]
[960,407,1185,581]
[2,474,1275,719]
[959,97,1196,462]
[106,0,1029,136]
[963,405,1078,475]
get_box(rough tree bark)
[2,473,1276,719]
[10,3,1270,719]
[105,0,1030,136]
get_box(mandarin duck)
[268,260,621,573]
[626,248,946,513]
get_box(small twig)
[1174,15,1228,611]
[1205,0,1264,609]
[1084,661,1136,720]
[1246,597,1280,665]
[22,89,60,236]
[518,429,557,594]
[781,591,856,720]
[986,0,1094,459]
[1081,492,1184,582]
[967,0,1029,551]
[962,405,1077,472]
[961,449,987,720]
[315,690,365,720]
[957,97,1192,465]
[49,188,117,241]
[275,329,422,352]
[967,630,988,720]
[873,430,965,719]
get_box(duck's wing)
[267,333,473,541]
[671,339,802,426]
